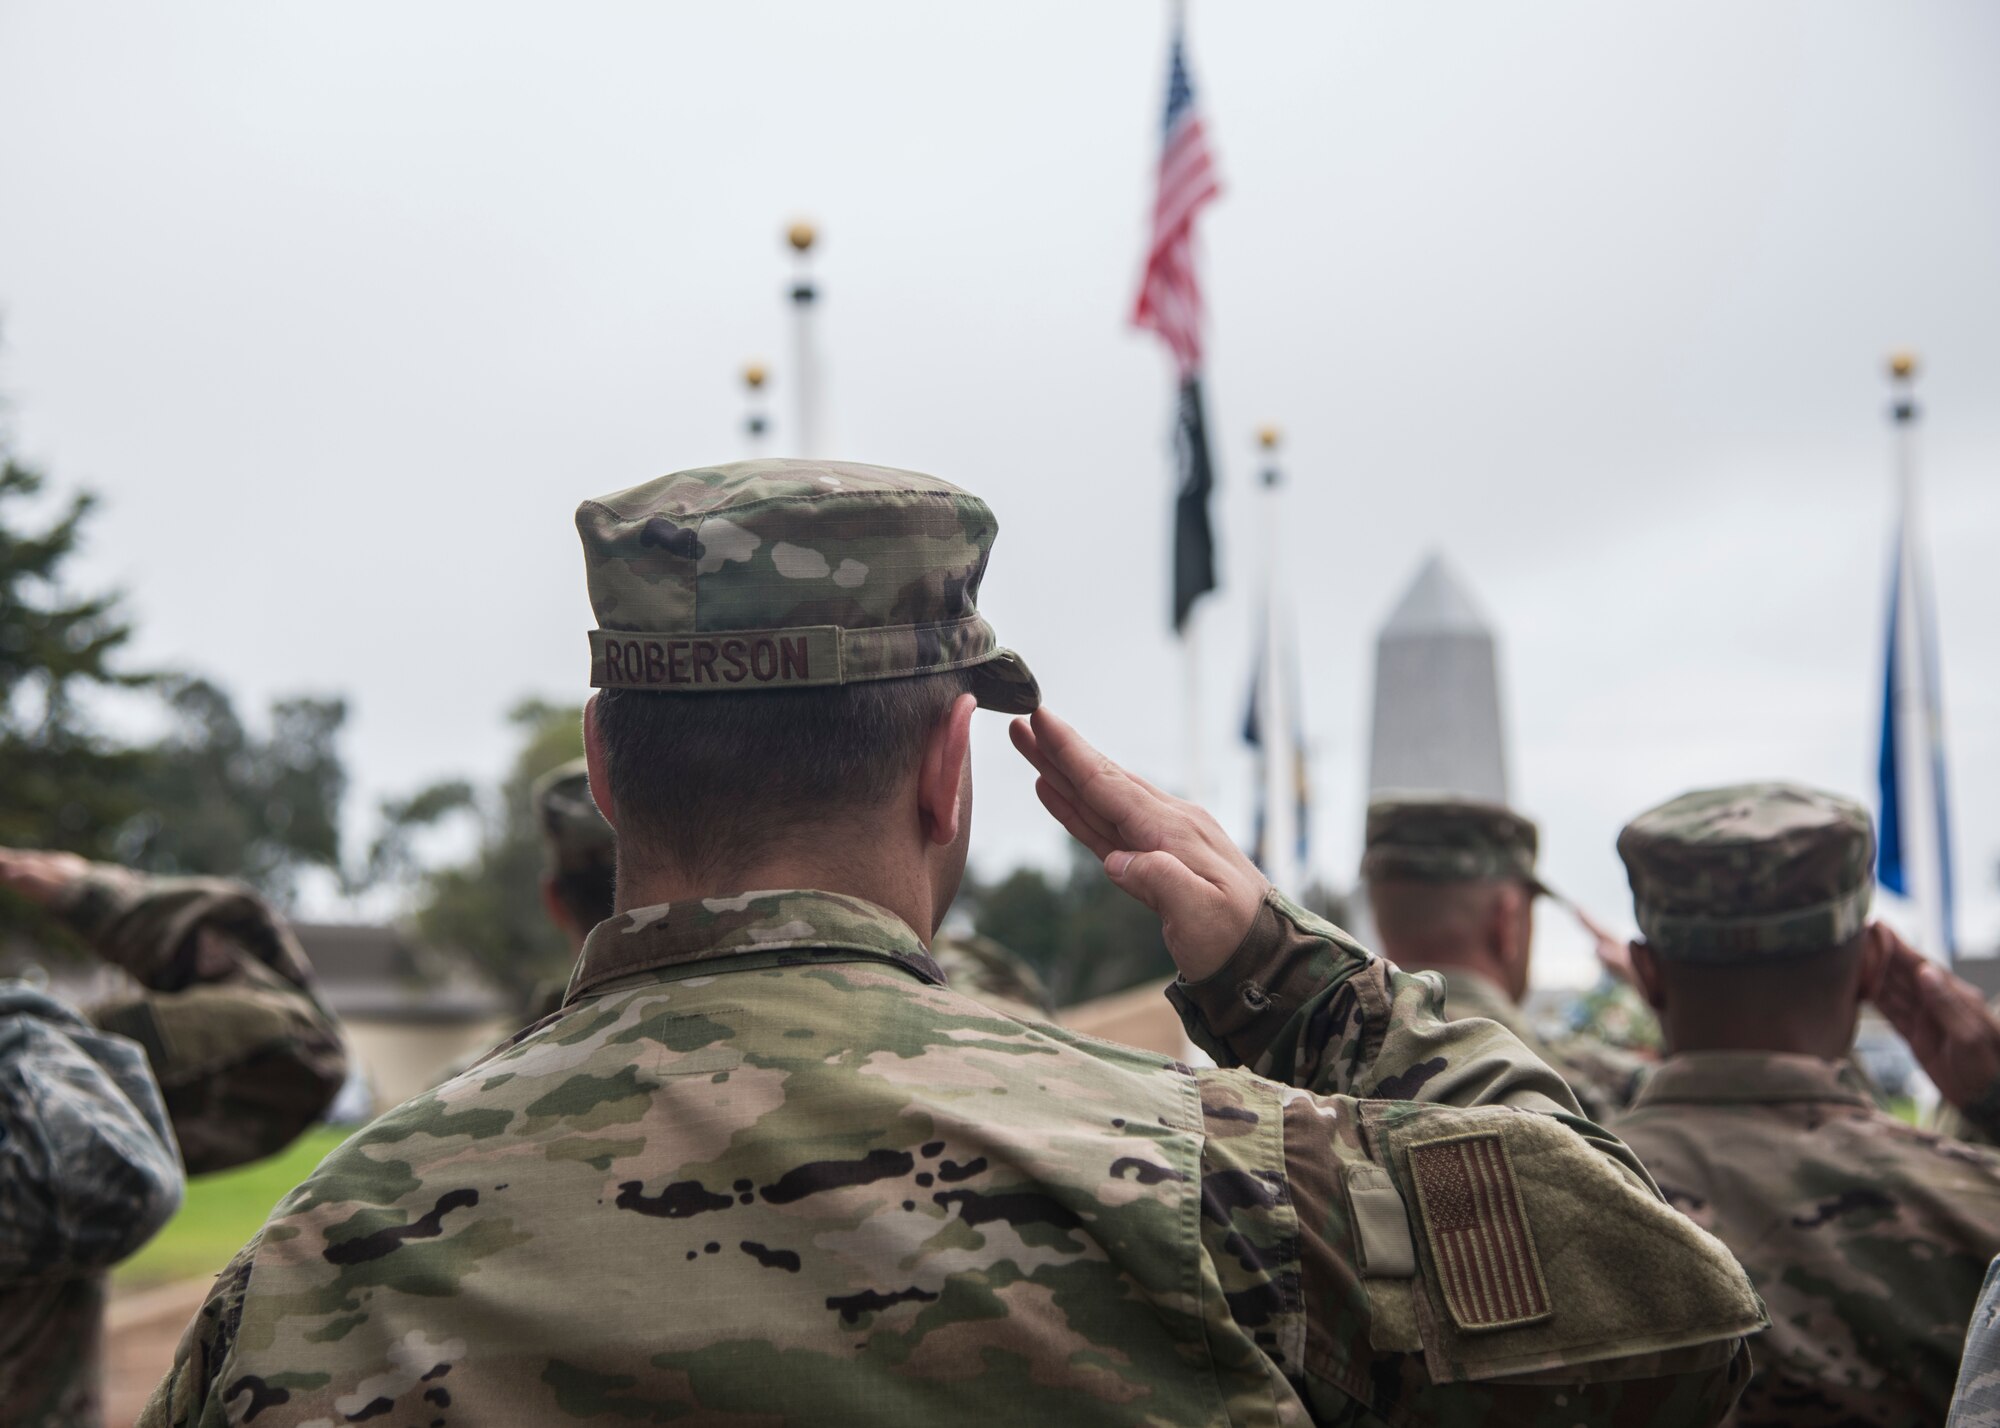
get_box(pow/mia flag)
[1172,375,1217,632]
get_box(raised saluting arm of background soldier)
[0,847,347,1175]
[1871,921,2000,1143]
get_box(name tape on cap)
[591,627,844,690]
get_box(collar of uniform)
[1435,968,1537,1038]
[568,888,945,1002]
[1438,967,1513,1015]
[1629,1050,1875,1110]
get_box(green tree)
[116,676,350,903]
[0,452,152,860]
[0,422,351,917]
[375,699,583,999]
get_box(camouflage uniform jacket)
[0,984,184,1427]
[1615,1051,2000,1426]
[56,866,349,1176]
[2,866,349,1428]
[1434,970,1648,1123]
[1949,1256,2000,1427]
[143,889,1760,1428]
[931,930,1054,1024]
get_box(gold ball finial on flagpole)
[1257,424,1281,451]
[743,361,767,391]
[787,220,817,254]
[1888,350,1918,381]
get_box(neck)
[617,835,938,947]
[1383,944,1518,1004]
[1662,1016,1853,1060]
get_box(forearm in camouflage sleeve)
[1167,890,1583,1114]
[0,985,183,1282]
[51,865,347,1175]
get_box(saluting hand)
[0,847,91,908]
[1010,707,1268,983]
[1868,921,2000,1114]
[1571,904,1637,987]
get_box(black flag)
[1172,375,1218,631]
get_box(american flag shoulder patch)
[1405,1132,1552,1332]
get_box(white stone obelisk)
[1366,553,1510,803]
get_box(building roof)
[294,922,508,1023]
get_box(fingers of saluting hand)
[1011,709,1160,848]
[0,849,37,891]
[1012,707,1270,982]
[1032,777,1116,862]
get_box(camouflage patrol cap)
[529,758,614,878]
[1616,782,1874,962]
[576,459,1039,713]
[1361,792,1551,894]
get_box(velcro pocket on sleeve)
[1344,1161,1425,1354]
[1365,1104,1766,1384]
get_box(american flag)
[1133,18,1223,633]
[1132,26,1221,375]
[1408,1135,1552,1331]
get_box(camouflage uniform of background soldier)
[1361,795,1650,1121]
[1609,784,2000,1427]
[143,460,1762,1428]
[0,848,348,1428]
[1950,1258,2000,1428]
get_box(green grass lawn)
[114,1126,351,1290]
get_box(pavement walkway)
[105,1278,210,1428]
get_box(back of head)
[1617,781,1876,1053]
[1361,793,1547,990]
[577,460,1038,885]
[531,758,617,932]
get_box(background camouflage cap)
[1361,792,1551,893]
[530,757,615,879]
[576,459,1039,713]
[1616,781,1875,962]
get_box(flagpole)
[1882,349,1955,963]
[1257,425,1298,896]
[742,360,770,458]
[786,220,822,457]
[1183,610,1206,805]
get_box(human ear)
[917,693,977,847]
[540,876,578,940]
[582,695,619,835]
[1856,922,1891,1003]
[1629,942,1667,1013]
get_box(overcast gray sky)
[3,1,1996,985]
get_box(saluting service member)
[0,847,348,1427]
[1362,794,1649,1119]
[144,460,1761,1427]
[1612,783,2000,1427]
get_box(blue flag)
[1877,503,1956,960]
